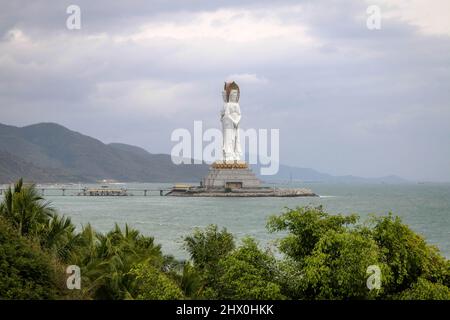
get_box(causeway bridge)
[0,187,172,197]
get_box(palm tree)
[1,179,185,300]
[179,261,203,298]
[73,223,165,299]
[0,179,55,237]
[41,214,78,262]
[0,179,80,263]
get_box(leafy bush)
[184,224,235,297]
[370,214,449,296]
[216,238,285,299]
[396,278,450,300]
[0,217,58,299]
[267,206,449,300]
[267,206,358,263]
[130,263,184,300]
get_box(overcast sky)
[0,0,449,181]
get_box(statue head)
[229,89,239,103]
[223,81,240,103]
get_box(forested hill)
[0,123,208,183]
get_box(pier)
[0,185,317,198]
[0,187,172,197]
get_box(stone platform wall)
[203,167,261,189]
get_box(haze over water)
[3,183,449,259]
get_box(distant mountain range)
[0,122,407,184]
[252,163,407,184]
[0,123,208,183]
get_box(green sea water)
[2,183,449,259]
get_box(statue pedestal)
[203,161,261,189]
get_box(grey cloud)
[0,0,449,181]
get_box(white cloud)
[225,73,268,85]
[370,0,450,36]
[90,80,211,117]
[114,7,317,46]
[3,28,29,43]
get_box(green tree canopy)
[267,206,449,300]
[217,238,285,300]
[130,263,184,300]
[0,217,58,299]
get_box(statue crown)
[224,81,240,102]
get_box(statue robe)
[221,101,242,161]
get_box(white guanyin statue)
[221,81,242,162]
